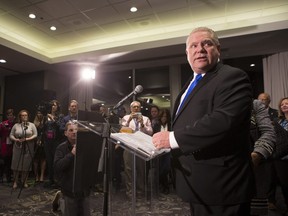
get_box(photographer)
[10,110,37,189]
[121,101,153,198]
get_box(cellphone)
[135,112,142,118]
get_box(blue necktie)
[177,74,202,114]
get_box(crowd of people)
[0,100,79,190]
[1,26,288,216]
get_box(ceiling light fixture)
[0,59,7,63]
[250,63,255,67]
[130,7,137,12]
[29,13,36,19]
[50,26,57,31]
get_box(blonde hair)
[278,97,288,119]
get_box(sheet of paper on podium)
[110,131,170,160]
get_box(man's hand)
[152,131,171,149]
[251,152,263,167]
[71,145,76,155]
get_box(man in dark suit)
[152,27,255,215]
[257,93,278,120]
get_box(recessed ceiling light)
[250,63,255,67]
[29,13,36,19]
[0,59,7,63]
[130,7,137,12]
[50,26,57,31]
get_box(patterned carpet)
[0,179,190,216]
[1,178,287,216]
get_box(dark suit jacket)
[172,63,255,205]
[268,107,278,120]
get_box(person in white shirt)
[121,101,152,198]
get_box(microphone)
[23,121,28,130]
[113,85,143,110]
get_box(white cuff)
[169,131,179,149]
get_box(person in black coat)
[258,93,278,120]
[152,27,254,216]
[54,121,91,216]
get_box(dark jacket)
[268,107,278,120]
[54,140,90,198]
[172,63,255,205]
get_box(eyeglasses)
[132,106,140,108]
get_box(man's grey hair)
[186,27,220,46]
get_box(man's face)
[69,102,78,114]
[65,124,77,144]
[130,103,141,113]
[100,107,106,114]
[150,108,159,119]
[186,31,220,73]
[258,94,270,108]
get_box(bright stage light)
[81,68,95,80]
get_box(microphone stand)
[101,117,110,216]
[100,86,142,215]
[12,122,33,198]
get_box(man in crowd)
[61,100,78,128]
[258,92,278,120]
[121,101,153,198]
[54,121,91,216]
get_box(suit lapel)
[172,64,221,124]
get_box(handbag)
[271,120,288,159]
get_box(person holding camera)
[121,101,153,198]
[10,109,37,189]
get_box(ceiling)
[1,0,288,107]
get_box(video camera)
[36,101,51,116]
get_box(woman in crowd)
[0,109,16,183]
[33,110,46,183]
[43,100,63,188]
[10,110,37,189]
[269,97,288,212]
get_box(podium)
[110,131,170,215]
[74,120,121,215]
[73,112,107,194]
[74,120,170,215]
